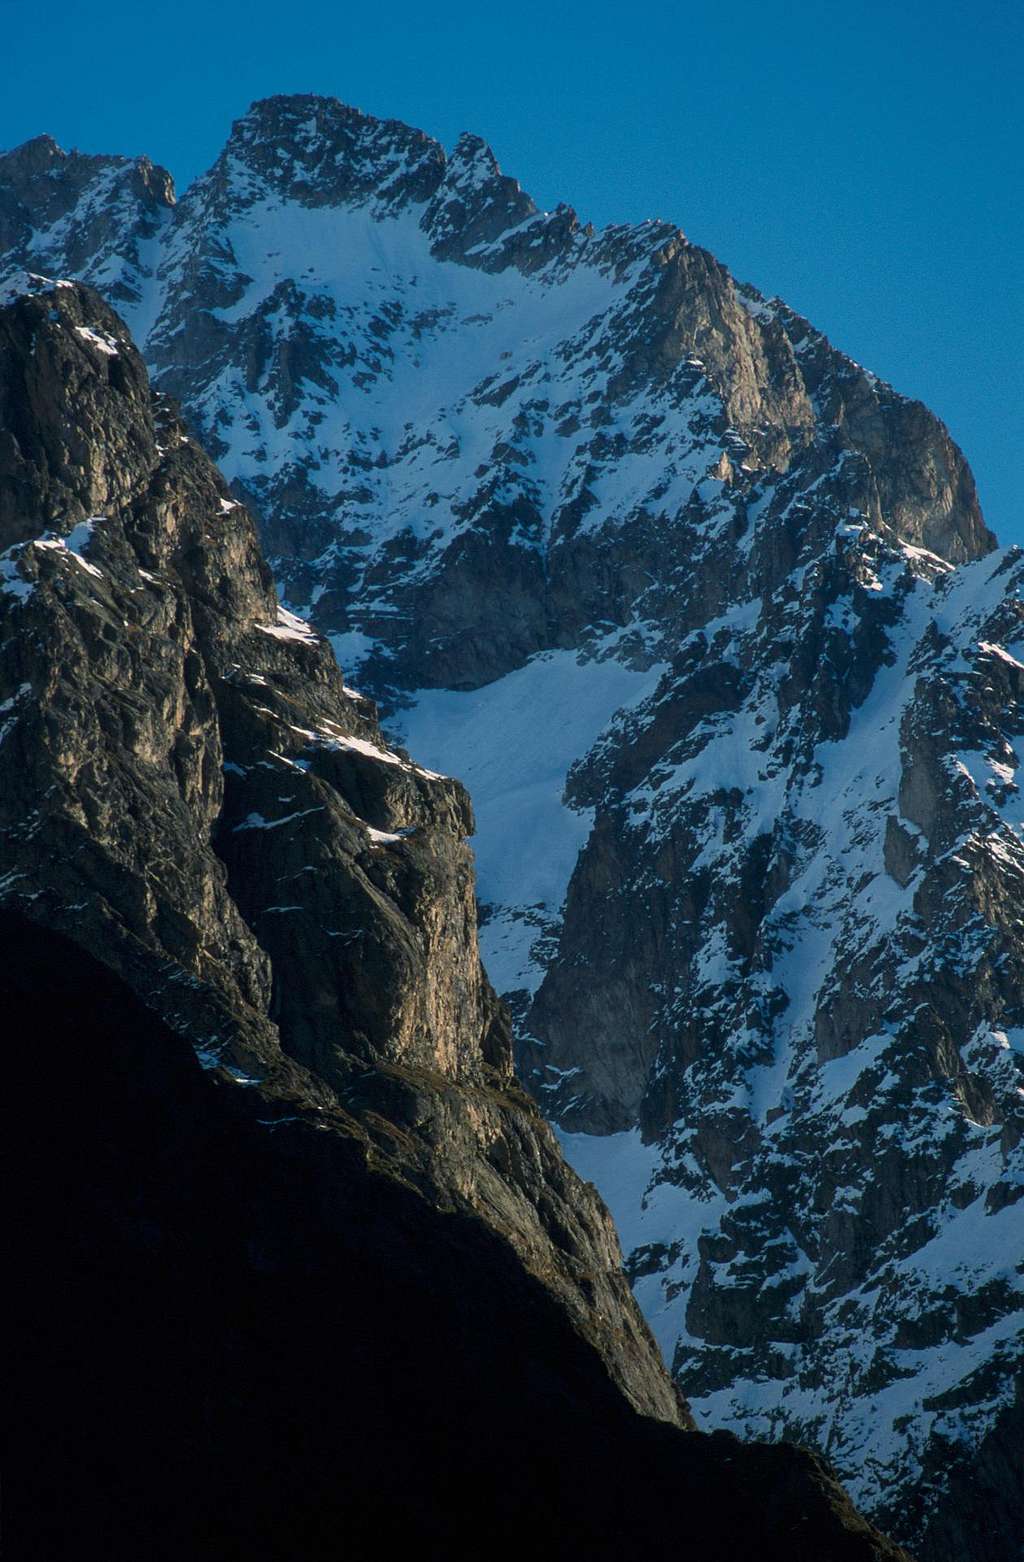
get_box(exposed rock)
[0,136,173,317]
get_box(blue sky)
[2,0,1020,540]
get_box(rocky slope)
[2,98,1021,1558]
[0,274,914,1560]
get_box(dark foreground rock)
[2,911,908,1562]
[0,277,908,1559]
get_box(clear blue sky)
[3,0,1021,542]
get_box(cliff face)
[2,96,1020,1559]
[0,275,910,1560]
[0,269,678,1424]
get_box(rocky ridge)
[2,97,1021,1558]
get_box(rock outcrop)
[2,97,1020,1559]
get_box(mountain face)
[0,272,918,1561]
[1,95,1021,1558]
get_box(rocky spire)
[422,129,536,256]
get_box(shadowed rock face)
[2,909,914,1562]
[1,96,1019,1559]
[0,278,910,1560]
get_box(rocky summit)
[1,93,1022,1559]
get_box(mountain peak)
[422,128,538,262]
[0,132,174,202]
[215,93,445,211]
[449,130,502,179]
[0,133,64,177]
[0,137,174,314]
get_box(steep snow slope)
[1,97,1020,1559]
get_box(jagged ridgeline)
[1,93,1022,1559]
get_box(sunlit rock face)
[3,96,1022,1559]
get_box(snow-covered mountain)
[2,96,1021,1559]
